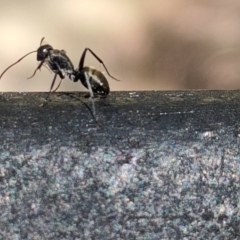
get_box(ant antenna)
[0,50,37,80]
[0,37,46,80]
[40,37,45,46]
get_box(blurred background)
[1,0,240,92]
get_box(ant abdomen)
[75,66,110,96]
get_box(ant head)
[36,44,53,61]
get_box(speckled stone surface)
[0,91,240,239]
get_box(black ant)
[0,38,72,98]
[0,37,120,100]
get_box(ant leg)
[84,72,96,117]
[42,64,52,74]
[63,93,99,126]
[78,48,88,69]
[43,58,66,93]
[39,73,58,107]
[45,73,58,100]
[52,79,64,92]
[49,61,66,92]
[78,48,120,81]
[27,61,44,79]
[0,50,37,79]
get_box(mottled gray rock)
[0,91,240,239]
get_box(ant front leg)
[40,60,68,107]
[39,73,58,107]
[46,73,58,100]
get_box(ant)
[0,37,120,101]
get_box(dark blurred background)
[1,0,240,92]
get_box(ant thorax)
[47,49,75,80]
